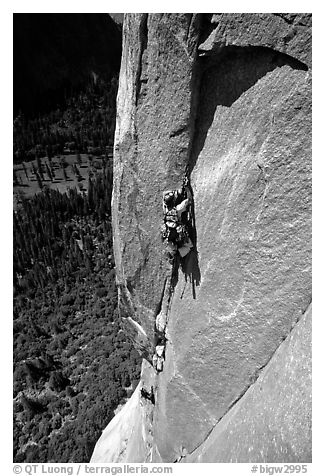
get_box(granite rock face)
[199,13,312,67]
[92,13,312,463]
[112,13,201,348]
[184,304,312,463]
[91,362,156,463]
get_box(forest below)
[13,14,122,118]
[14,74,118,165]
[13,16,142,462]
[13,162,142,462]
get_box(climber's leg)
[178,238,193,258]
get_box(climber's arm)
[176,197,190,216]
[183,184,192,202]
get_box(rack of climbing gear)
[161,170,194,264]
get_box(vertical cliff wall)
[91,13,311,463]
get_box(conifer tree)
[36,171,43,189]
[75,164,82,181]
[46,163,53,182]
[13,170,19,185]
[20,394,44,415]
[36,156,44,179]
[63,167,68,182]
[22,162,29,180]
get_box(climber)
[155,344,165,372]
[153,335,166,372]
[140,386,155,404]
[162,178,193,261]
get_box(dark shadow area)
[197,13,215,46]
[13,13,122,118]
[14,183,29,188]
[180,180,201,299]
[169,180,201,299]
[188,45,308,174]
[180,249,201,299]
[154,277,168,317]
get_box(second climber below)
[161,177,193,263]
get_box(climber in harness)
[161,177,194,262]
[140,386,155,404]
[152,334,166,373]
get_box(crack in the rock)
[155,277,168,317]
[135,13,148,107]
[169,125,188,138]
[273,13,296,25]
[185,14,193,43]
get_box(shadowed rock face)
[92,13,312,463]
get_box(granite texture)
[92,13,312,463]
